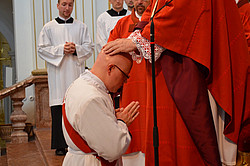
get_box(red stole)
[62,102,117,166]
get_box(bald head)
[91,51,133,93]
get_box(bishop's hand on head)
[102,38,137,56]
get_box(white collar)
[135,11,142,21]
[80,70,109,94]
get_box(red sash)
[62,102,117,166]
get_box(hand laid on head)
[116,101,140,126]
[102,38,137,56]
[64,42,76,54]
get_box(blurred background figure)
[125,0,134,11]
[96,0,130,54]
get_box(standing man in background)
[37,0,94,156]
[125,0,134,11]
[108,0,150,165]
[96,0,130,54]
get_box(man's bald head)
[91,51,133,93]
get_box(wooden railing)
[0,70,49,144]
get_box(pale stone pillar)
[10,88,28,143]
[31,70,51,128]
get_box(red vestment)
[109,9,148,154]
[237,0,250,152]
[138,0,249,165]
[109,9,207,166]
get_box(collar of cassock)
[107,8,127,16]
[55,17,74,24]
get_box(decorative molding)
[82,0,84,22]
[42,0,45,25]
[91,0,95,63]
[32,0,38,70]
[49,0,52,21]
[74,0,77,19]
[31,69,47,76]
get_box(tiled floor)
[7,141,45,166]
[3,128,65,166]
[0,155,7,166]
[1,128,249,166]
[35,128,65,166]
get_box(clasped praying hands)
[116,101,140,127]
[64,41,76,54]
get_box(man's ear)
[107,64,114,75]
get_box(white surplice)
[62,70,131,166]
[96,10,130,53]
[38,18,94,106]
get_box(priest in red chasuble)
[104,0,250,165]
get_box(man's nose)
[137,0,143,4]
